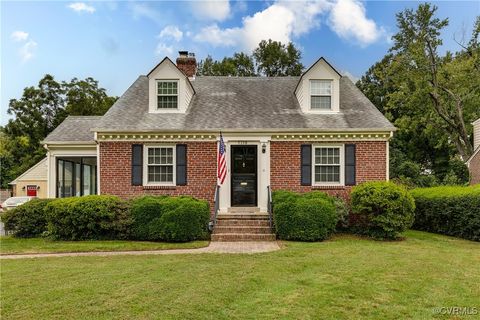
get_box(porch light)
[262,143,266,154]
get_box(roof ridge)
[65,115,103,119]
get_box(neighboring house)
[42,51,395,216]
[9,158,48,198]
[467,118,480,185]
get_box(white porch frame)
[45,145,98,198]
[218,135,271,213]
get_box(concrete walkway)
[0,241,281,260]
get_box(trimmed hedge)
[273,190,338,241]
[351,182,415,240]
[1,199,53,237]
[46,195,131,240]
[130,196,210,242]
[411,185,480,241]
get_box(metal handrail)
[210,184,220,231]
[267,185,273,230]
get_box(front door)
[231,146,257,206]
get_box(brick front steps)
[211,209,276,241]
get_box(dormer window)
[157,80,178,109]
[310,80,332,110]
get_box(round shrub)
[129,196,210,242]
[159,197,210,242]
[274,191,338,241]
[351,182,415,240]
[1,199,53,237]
[130,196,167,240]
[46,195,131,240]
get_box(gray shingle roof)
[44,76,395,143]
[43,116,101,143]
[93,76,394,133]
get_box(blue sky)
[1,1,479,125]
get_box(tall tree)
[64,77,118,116]
[357,4,479,185]
[390,3,478,160]
[253,40,304,76]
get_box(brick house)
[42,51,395,239]
[467,118,480,185]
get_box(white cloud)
[159,25,183,42]
[68,2,96,14]
[328,0,383,46]
[19,40,38,62]
[11,31,29,42]
[194,0,330,51]
[155,43,174,57]
[10,31,37,62]
[191,0,231,22]
[194,24,240,47]
[192,0,384,51]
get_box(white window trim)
[156,80,179,110]
[310,79,333,111]
[143,144,176,186]
[312,144,345,186]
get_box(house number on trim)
[236,141,248,145]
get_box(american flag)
[217,133,227,184]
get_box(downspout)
[94,132,100,195]
[43,144,51,198]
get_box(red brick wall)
[469,150,480,185]
[270,141,387,200]
[99,141,217,208]
[100,140,388,206]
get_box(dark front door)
[231,146,257,206]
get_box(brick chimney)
[176,51,196,78]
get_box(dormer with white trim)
[295,57,342,114]
[147,54,195,114]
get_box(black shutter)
[345,144,356,186]
[176,144,187,185]
[131,144,143,186]
[301,144,312,186]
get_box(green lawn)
[1,230,479,319]
[0,237,209,255]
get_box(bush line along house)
[42,51,395,218]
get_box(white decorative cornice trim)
[97,133,217,142]
[271,132,391,141]
[96,131,392,142]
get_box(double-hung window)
[145,146,175,185]
[314,146,343,184]
[310,80,332,110]
[157,80,178,109]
